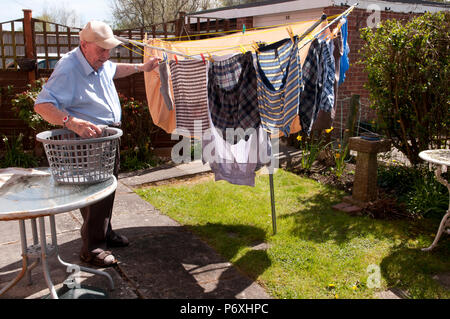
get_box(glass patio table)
[0,168,117,298]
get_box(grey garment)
[159,62,174,111]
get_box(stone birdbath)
[348,135,391,204]
[333,135,391,214]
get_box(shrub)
[11,78,53,133]
[359,12,450,165]
[0,133,38,168]
[118,93,160,171]
[378,164,448,218]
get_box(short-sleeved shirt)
[35,47,121,125]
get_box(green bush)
[11,78,53,133]
[359,12,450,165]
[118,92,160,171]
[0,133,38,168]
[378,164,448,218]
[404,169,448,219]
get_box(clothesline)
[114,3,358,61]
[171,11,346,41]
[121,4,357,235]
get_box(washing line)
[114,3,358,61]
[299,3,357,51]
[115,4,358,236]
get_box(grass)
[135,169,450,299]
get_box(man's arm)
[34,102,102,138]
[114,57,160,79]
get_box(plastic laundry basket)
[36,127,123,185]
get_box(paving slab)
[0,160,272,299]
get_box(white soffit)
[191,0,333,19]
[335,0,449,13]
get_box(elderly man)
[34,21,159,267]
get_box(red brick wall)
[323,6,419,133]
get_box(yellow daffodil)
[335,294,339,299]
[335,153,341,159]
[352,285,358,290]
[328,283,335,288]
[296,135,302,141]
[325,127,334,134]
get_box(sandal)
[80,249,117,267]
[106,232,129,248]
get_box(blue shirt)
[35,47,121,125]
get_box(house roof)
[188,0,449,17]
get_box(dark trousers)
[79,137,120,255]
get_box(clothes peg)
[286,26,295,43]
[200,53,206,65]
[239,45,246,54]
[252,41,260,54]
[207,52,214,63]
[242,24,246,34]
[174,54,178,65]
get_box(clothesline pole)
[298,2,358,51]
[269,171,277,235]
[297,13,327,43]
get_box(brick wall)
[323,6,419,134]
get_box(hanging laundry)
[339,17,350,86]
[169,59,210,137]
[208,52,260,144]
[159,59,174,111]
[319,40,335,113]
[256,36,301,137]
[312,38,337,131]
[299,38,321,135]
[143,38,176,134]
[202,114,272,187]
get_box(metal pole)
[269,172,276,235]
[38,216,58,299]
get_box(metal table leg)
[422,165,450,251]
[0,221,29,296]
[1,215,114,299]
[422,211,450,252]
[48,215,114,291]
[38,216,58,298]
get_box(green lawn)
[135,169,450,299]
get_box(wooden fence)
[0,10,239,151]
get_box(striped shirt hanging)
[169,59,210,137]
[256,36,301,136]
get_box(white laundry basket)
[36,127,122,184]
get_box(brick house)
[189,0,449,131]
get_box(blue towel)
[339,17,350,86]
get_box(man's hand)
[66,117,103,139]
[142,57,160,72]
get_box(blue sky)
[1,0,113,27]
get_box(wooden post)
[22,9,35,84]
[175,12,184,38]
[343,94,360,149]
